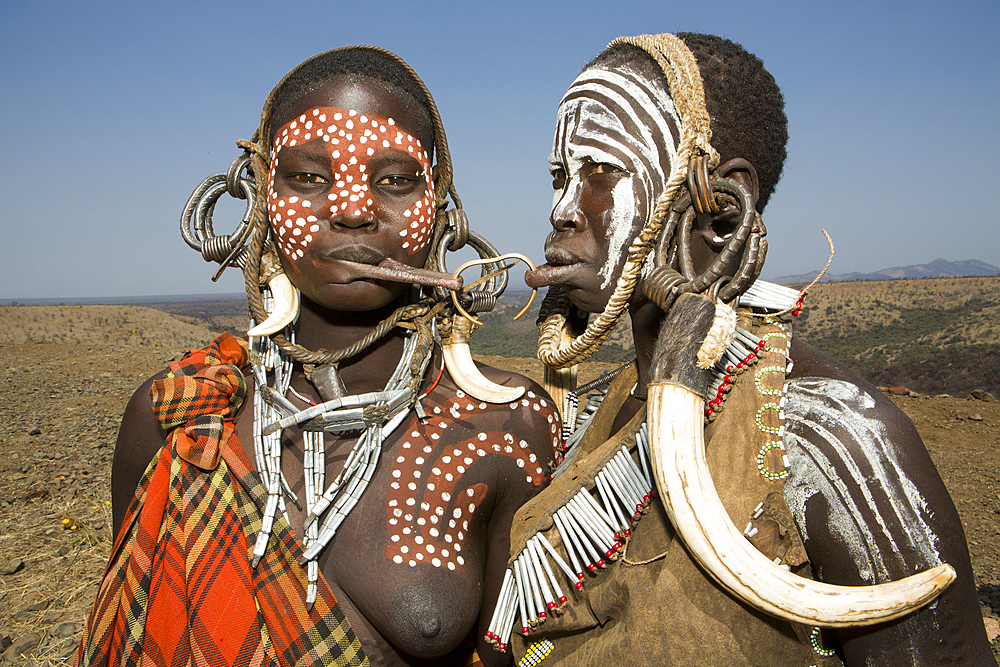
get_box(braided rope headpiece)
[537,33,718,370]
[235,45,463,365]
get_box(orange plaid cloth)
[77,333,369,667]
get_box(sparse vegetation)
[791,276,1000,396]
[2,275,996,397]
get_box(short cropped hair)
[585,33,788,212]
[269,48,435,160]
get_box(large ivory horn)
[247,272,299,337]
[647,384,955,626]
[646,293,955,627]
[442,315,524,404]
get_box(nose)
[331,207,377,230]
[327,186,377,230]
[550,179,586,232]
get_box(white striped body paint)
[267,106,435,262]
[550,66,681,287]
[384,390,560,571]
[782,378,942,584]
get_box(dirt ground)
[1,343,998,663]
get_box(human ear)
[715,158,759,211]
[697,158,759,247]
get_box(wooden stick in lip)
[343,258,463,290]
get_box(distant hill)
[4,277,996,397]
[485,278,1000,398]
[772,258,999,285]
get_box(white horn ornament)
[442,315,524,404]
[247,272,299,337]
[441,252,539,403]
[647,382,956,627]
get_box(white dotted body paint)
[384,392,559,571]
[782,378,942,583]
[550,67,680,287]
[267,107,435,261]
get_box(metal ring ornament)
[446,208,470,251]
[450,253,538,326]
[226,154,253,200]
[717,216,766,303]
[687,155,720,215]
[180,156,257,270]
[652,177,756,298]
[431,229,508,307]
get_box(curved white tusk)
[647,382,956,627]
[247,272,300,337]
[442,316,524,404]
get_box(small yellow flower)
[105,501,111,506]
[70,525,77,530]
[92,506,98,510]
[62,518,70,525]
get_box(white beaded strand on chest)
[248,317,425,609]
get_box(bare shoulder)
[433,360,560,496]
[784,338,947,566]
[788,338,916,434]
[784,340,994,664]
[473,360,561,456]
[110,372,169,535]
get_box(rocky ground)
[1,342,998,663]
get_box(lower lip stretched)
[524,263,582,289]
[323,258,462,290]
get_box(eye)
[290,173,329,184]
[591,163,624,175]
[375,175,418,187]
[551,168,566,190]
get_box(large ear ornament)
[644,173,769,309]
[247,252,299,337]
[180,154,257,281]
[647,294,956,626]
[442,314,524,404]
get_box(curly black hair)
[269,47,435,161]
[585,33,788,212]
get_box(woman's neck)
[605,298,664,434]
[628,298,664,396]
[292,296,411,395]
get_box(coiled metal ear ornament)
[643,164,765,311]
[180,154,257,281]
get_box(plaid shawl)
[77,333,369,667]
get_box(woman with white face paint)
[527,62,680,313]
[496,33,995,666]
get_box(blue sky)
[1,0,997,299]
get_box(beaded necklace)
[249,311,429,608]
[486,280,802,652]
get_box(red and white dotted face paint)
[267,106,435,261]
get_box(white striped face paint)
[550,65,681,288]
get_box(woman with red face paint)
[77,47,559,667]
